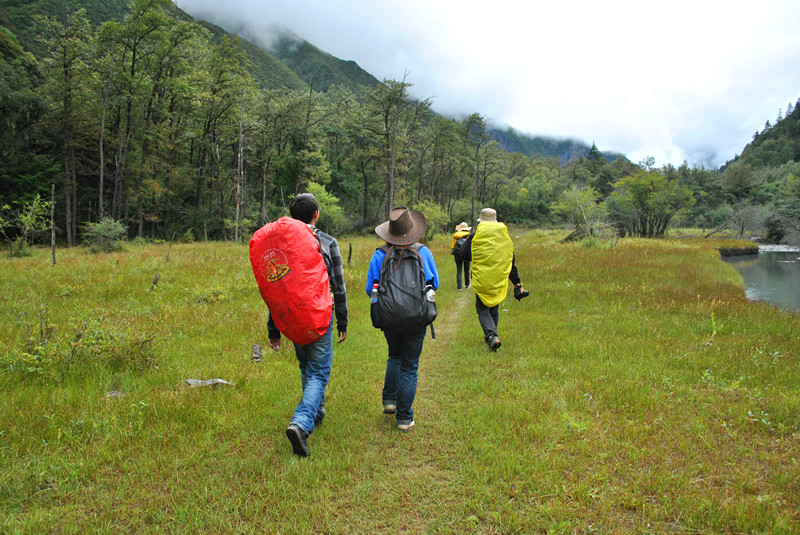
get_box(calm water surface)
[723,245,800,313]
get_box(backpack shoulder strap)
[408,242,425,269]
[311,227,332,271]
[378,244,392,269]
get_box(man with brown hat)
[451,222,472,291]
[365,207,440,432]
[460,207,528,351]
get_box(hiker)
[267,193,348,457]
[459,207,528,351]
[450,222,472,291]
[365,207,439,432]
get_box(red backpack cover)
[249,217,332,345]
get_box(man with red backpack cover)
[255,193,348,457]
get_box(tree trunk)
[235,89,245,242]
[63,153,72,247]
[260,157,270,227]
[50,183,56,265]
[70,159,77,243]
[471,144,479,223]
[98,59,113,220]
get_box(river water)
[723,245,800,313]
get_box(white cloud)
[176,0,800,168]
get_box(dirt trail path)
[373,285,479,524]
[417,286,474,427]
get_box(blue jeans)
[475,294,499,342]
[290,314,334,434]
[382,328,427,424]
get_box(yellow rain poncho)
[471,221,513,307]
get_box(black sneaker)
[314,406,326,427]
[514,287,530,301]
[286,424,309,457]
[489,336,501,351]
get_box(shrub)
[765,215,785,244]
[0,195,50,257]
[1,313,161,382]
[0,345,57,378]
[10,236,31,257]
[412,199,449,242]
[69,314,159,371]
[83,218,126,253]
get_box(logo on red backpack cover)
[259,249,291,282]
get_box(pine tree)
[587,142,603,175]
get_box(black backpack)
[452,237,467,259]
[371,244,437,335]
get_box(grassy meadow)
[1,231,798,533]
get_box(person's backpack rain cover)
[249,217,332,345]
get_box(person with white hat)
[459,207,529,351]
[450,222,472,290]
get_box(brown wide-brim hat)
[375,207,427,246]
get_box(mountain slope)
[269,31,379,93]
[194,19,307,91]
[0,0,308,91]
[729,100,800,168]
[0,0,129,55]
[194,17,380,94]
[489,126,620,165]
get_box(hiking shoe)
[383,404,397,415]
[489,336,501,351]
[514,287,530,301]
[314,406,326,427]
[286,424,309,457]
[397,420,415,432]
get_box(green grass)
[1,232,798,533]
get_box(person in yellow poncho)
[459,208,529,351]
[450,222,472,290]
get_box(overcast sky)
[175,0,800,169]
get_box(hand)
[268,338,281,351]
[513,284,530,302]
[337,330,347,344]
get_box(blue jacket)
[365,244,439,296]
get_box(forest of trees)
[1,0,799,252]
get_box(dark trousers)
[475,294,499,342]
[455,258,471,289]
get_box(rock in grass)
[185,378,233,388]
